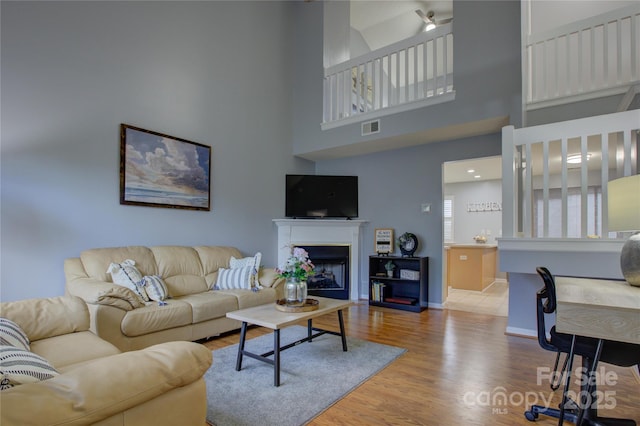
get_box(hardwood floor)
[445,281,509,317]
[202,302,640,425]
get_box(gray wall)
[1,1,314,301]
[445,179,503,244]
[526,94,631,126]
[2,1,521,306]
[292,1,520,304]
[291,0,522,158]
[445,178,505,281]
[315,134,502,305]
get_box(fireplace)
[299,245,349,300]
[274,219,367,301]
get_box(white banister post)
[502,126,516,238]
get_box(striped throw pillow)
[107,259,149,302]
[229,252,262,288]
[0,319,30,351]
[214,266,253,290]
[0,346,59,386]
[141,275,168,301]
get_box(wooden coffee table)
[226,296,353,386]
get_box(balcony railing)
[525,5,640,110]
[502,109,639,239]
[322,24,454,130]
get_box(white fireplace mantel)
[273,219,368,301]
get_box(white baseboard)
[505,326,537,338]
[428,302,444,309]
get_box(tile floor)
[444,280,509,317]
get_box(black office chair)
[525,267,640,425]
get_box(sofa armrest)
[66,259,144,310]
[0,341,212,426]
[67,279,145,311]
[0,296,90,342]
[259,267,285,289]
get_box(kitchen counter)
[447,244,497,291]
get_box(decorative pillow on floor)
[140,275,168,302]
[214,266,254,290]
[0,346,59,386]
[107,259,149,302]
[229,252,262,288]
[0,318,30,351]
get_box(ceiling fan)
[415,10,452,31]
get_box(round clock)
[398,233,418,257]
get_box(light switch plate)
[421,203,431,213]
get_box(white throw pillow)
[141,275,168,302]
[0,318,30,351]
[0,346,59,386]
[229,252,262,288]
[214,266,254,290]
[106,259,149,302]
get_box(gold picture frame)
[374,228,394,254]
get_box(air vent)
[361,119,380,136]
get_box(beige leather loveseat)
[65,245,284,351]
[0,296,212,426]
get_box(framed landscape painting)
[120,124,211,211]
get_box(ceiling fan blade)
[436,17,453,25]
[415,9,433,24]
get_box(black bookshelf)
[368,255,428,312]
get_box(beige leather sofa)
[65,245,284,351]
[0,296,212,426]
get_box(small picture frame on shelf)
[374,228,394,254]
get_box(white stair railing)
[322,24,454,130]
[525,5,640,110]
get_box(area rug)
[204,326,406,426]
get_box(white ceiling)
[444,156,502,184]
[350,0,453,51]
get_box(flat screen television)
[285,174,358,219]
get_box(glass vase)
[285,277,307,306]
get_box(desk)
[555,277,640,345]
[555,277,640,425]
